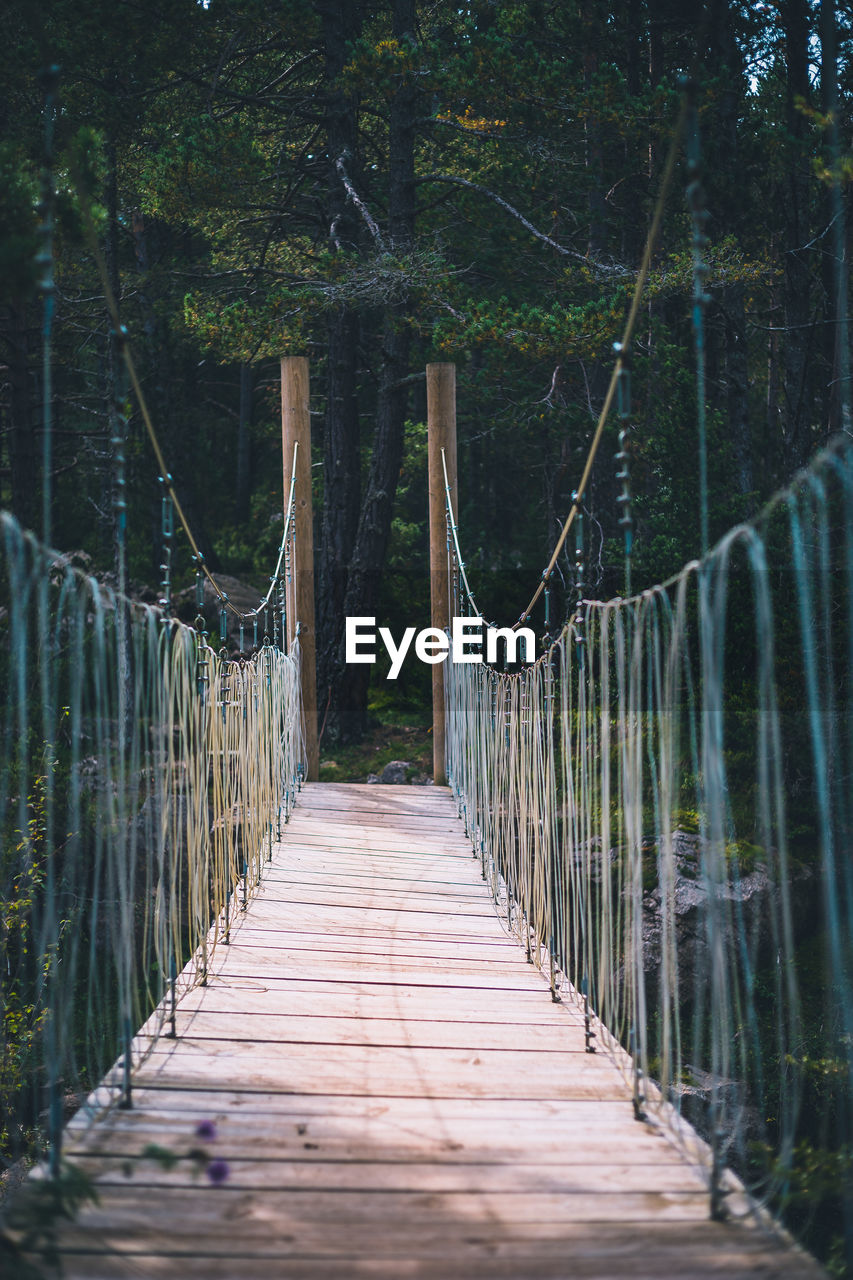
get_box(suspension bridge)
[2,396,851,1275]
[3,97,852,1279]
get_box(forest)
[1,0,850,739]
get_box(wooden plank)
[67,1155,707,1193]
[284,830,471,845]
[154,973,563,1008]
[135,1012,585,1051]
[288,797,465,816]
[244,887,500,914]
[205,945,555,981]
[292,820,464,836]
[297,782,455,808]
[286,805,464,822]
[205,926,524,958]
[288,801,464,817]
[208,908,525,942]
[64,1095,695,1174]
[65,1114,691,1165]
[132,1044,628,1102]
[138,1032,610,1071]
[276,833,476,856]
[54,1187,716,1241]
[194,941,556,975]
[51,1244,827,1280]
[164,986,573,1025]
[282,813,464,828]
[285,809,465,825]
[263,871,492,898]
[227,902,510,933]
[206,943,548,978]
[68,1090,668,1129]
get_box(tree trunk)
[723,284,752,496]
[582,0,607,258]
[766,244,782,469]
[132,205,220,572]
[5,301,37,532]
[336,308,411,739]
[706,0,752,498]
[620,0,645,264]
[236,362,251,522]
[782,0,814,466]
[104,135,126,581]
[314,0,364,736]
[327,0,417,742]
[819,0,851,437]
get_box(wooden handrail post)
[281,356,319,781]
[427,362,457,786]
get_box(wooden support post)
[281,356,319,781]
[427,362,457,786]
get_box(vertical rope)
[443,436,853,1240]
[35,65,60,1176]
[0,517,306,1165]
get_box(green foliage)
[2,0,833,621]
[0,145,39,302]
[0,1160,98,1277]
[319,722,432,782]
[0,763,68,1161]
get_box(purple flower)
[206,1158,230,1186]
[195,1119,217,1141]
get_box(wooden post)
[427,362,457,786]
[281,356,319,781]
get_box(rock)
[668,1063,750,1137]
[0,1155,31,1211]
[49,548,92,577]
[379,760,410,784]
[640,830,816,1012]
[366,773,380,784]
[172,572,269,647]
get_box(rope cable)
[512,97,688,628]
[70,161,299,628]
[441,446,483,621]
[443,434,853,1236]
[0,516,305,1163]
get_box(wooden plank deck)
[57,782,822,1278]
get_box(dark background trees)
[1,0,850,742]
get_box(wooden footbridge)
[56,784,823,1278]
[6,95,852,1268]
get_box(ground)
[318,721,433,783]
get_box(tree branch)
[416,172,594,265]
[335,152,386,251]
[383,370,425,393]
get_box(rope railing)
[0,124,312,1184]
[443,435,853,1247]
[0,510,305,1176]
[510,96,688,629]
[72,162,299,638]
